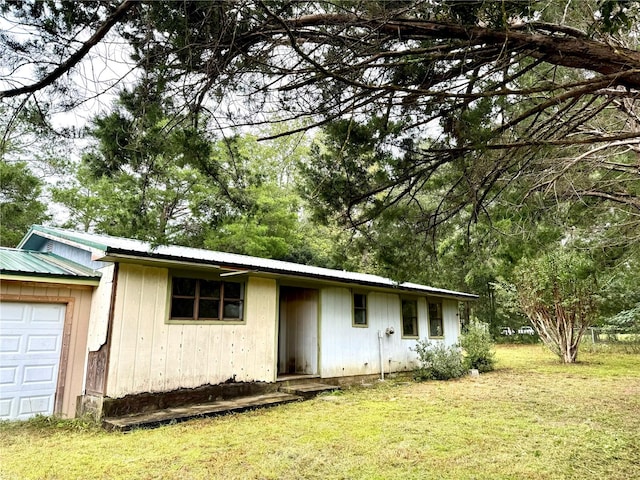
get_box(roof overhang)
[18,226,478,301]
[0,273,101,287]
[99,250,478,301]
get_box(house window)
[170,277,244,321]
[402,299,418,337]
[428,301,444,338]
[353,293,367,326]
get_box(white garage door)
[0,302,66,421]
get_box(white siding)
[319,290,461,378]
[441,298,461,346]
[106,264,277,398]
[319,289,415,377]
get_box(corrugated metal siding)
[106,265,278,398]
[46,242,106,271]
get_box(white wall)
[319,288,461,378]
[438,298,461,347]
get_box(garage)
[0,302,67,420]
[0,246,100,420]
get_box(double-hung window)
[428,301,444,338]
[353,292,367,326]
[401,299,419,337]
[170,276,244,322]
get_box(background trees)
[1,1,639,354]
[3,1,638,235]
[0,161,49,246]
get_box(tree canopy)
[1,1,639,343]
[2,1,638,231]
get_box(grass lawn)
[1,344,639,479]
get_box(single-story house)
[1,225,477,421]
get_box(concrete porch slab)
[278,383,341,399]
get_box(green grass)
[1,345,639,479]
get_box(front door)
[278,287,318,375]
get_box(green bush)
[413,340,466,380]
[460,323,496,372]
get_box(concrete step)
[103,392,302,432]
[279,383,340,399]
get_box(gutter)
[0,273,101,286]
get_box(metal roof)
[19,226,478,300]
[0,247,100,281]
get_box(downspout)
[378,330,385,381]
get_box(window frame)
[401,298,419,338]
[428,300,444,339]
[167,273,245,325]
[352,291,368,327]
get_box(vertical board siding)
[319,289,423,377]
[62,288,92,417]
[319,290,461,378]
[0,281,93,418]
[106,266,277,398]
[442,299,460,346]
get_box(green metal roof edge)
[16,226,478,300]
[20,225,110,251]
[0,271,101,284]
[0,247,101,279]
[44,252,102,277]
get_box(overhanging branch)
[0,0,138,99]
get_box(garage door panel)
[31,305,66,325]
[0,398,12,417]
[0,303,28,324]
[23,364,58,385]
[18,394,54,417]
[0,365,18,386]
[26,334,61,354]
[0,302,66,421]
[0,335,21,353]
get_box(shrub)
[413,340,466,380]
[460,322,496,372]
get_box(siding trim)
[85,263,119,395]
